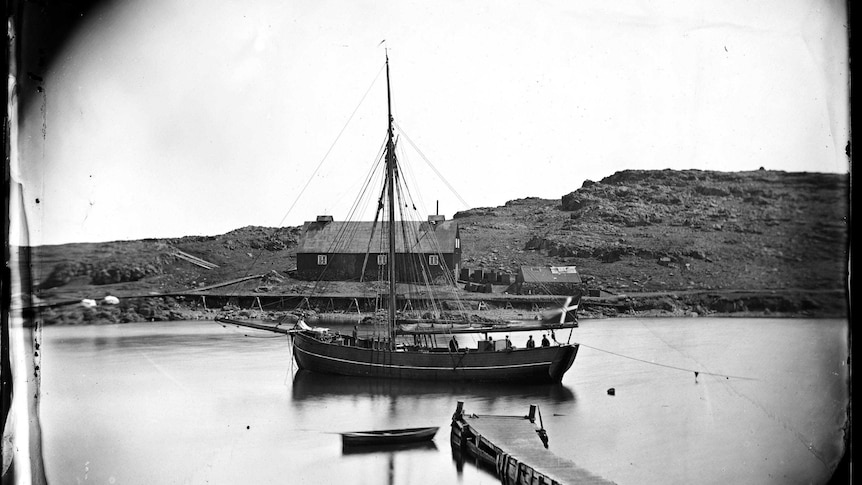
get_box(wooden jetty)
[450,401,614,485]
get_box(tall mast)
[385,51,397,344]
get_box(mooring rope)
[577,337,833,468]
[574,342,759,381]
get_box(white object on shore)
[103,296,120,305]
[80,299,97,308]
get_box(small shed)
[511,266,583,295]
[296,216,461,283]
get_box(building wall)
[297,252,458,283]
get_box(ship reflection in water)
[290,369,576,404]
[341,441,438,456]
[341,442,440,485]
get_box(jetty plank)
[453,403,614,485]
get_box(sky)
[10,0,849,246]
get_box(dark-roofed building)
[512,266,583,295]
[296,216,461,283]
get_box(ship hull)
[292,331,578,383]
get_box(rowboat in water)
[341,426,439,447]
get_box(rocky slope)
[22,169,849,321]
[455,169,848,293]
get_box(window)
[429,255,439,266]
[455,238,460,249]
[377,254,387,265]
[317,255,327,265]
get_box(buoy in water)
[607,388,615,396]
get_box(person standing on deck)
[449,336,459,352]
[541,334,550,347]
[526,335,536,348]
[505,335,513,350]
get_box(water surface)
[40,318,848,484]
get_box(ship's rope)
[214,62,387,314]
[306,137,388,292]
[276,62,386,229]
[393,121,471,209]
[287,334,296,378]
[388,144,474,346]
[581,330,834,469]
[244,70,473,347]
[636,320,833,468]
[394,174,446,319]
[573,341,758,381]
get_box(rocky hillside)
[26,226,302,299]
[455,169,848,294]
[23,169,849,318]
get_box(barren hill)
[455,169,848,293]
[23,169,849,318]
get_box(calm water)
[39,318,848,484]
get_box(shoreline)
[27,289,847,326]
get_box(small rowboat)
[341,426,439,447]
